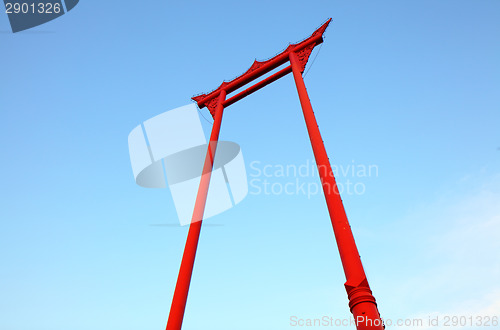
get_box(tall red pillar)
[166,91,227,330]
[290,51,384,330]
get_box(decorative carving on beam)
[294,43,316,73]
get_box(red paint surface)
[167,18,384,330]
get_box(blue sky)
[1,1,499,329]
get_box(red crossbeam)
[223,64,292,108]
[193,18,331,116]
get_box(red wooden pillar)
[164,19,385,330]
[166,90,227,330]
[289,51,384,330]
